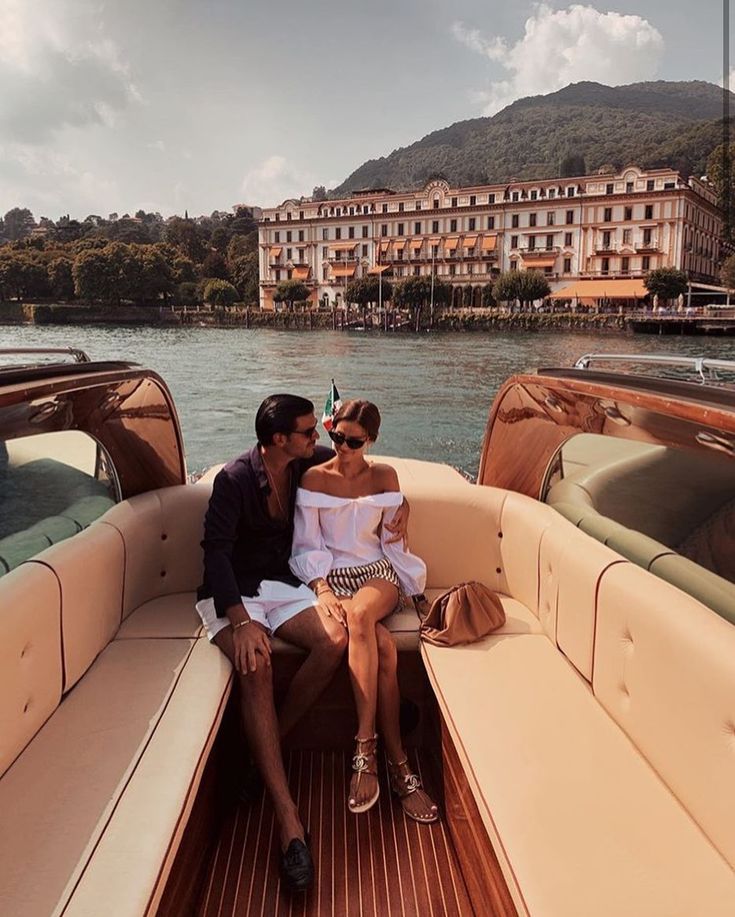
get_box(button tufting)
[160,570,167,578]
[23,701,30,713]
[161,533,168,541]
[497,532,503,539]
[495,567,502,574]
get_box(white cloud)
[240,155,327,207]
[452,4,664,115]
[0,0,139,143]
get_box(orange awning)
[269,246,282,257]
[367,265,391,275]
[380,240,390,253]
[444,236,459,251]
[481,235,497,251]
[411,239,424,250]
[292,266,311,280]
[331,264,356,278]
[463,235,478,248]
[394,239,406,251]
[549,279,648,299]
[522,257,556,268]
[330,241,358,251]
[428,237,442,247]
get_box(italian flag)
[322,379,342,431]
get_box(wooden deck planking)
[196,749,473,917]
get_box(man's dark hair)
[255,394,314,445]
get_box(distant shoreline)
[0,301,630,333]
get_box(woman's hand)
[383,496,410,546]
[233,621,272,674]
[317,589,347,627]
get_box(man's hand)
[383,496,410,546]
[316,590,347,627]
[233,622,272,674]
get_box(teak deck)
[196,749,473,917]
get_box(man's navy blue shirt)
[197,444,333,617]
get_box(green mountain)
[333,81,731,195]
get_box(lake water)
[3,325,735,479]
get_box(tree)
[706,143,735,240]
[3,208,35,242]
[175,282,200,306]
[393,274,450,328]
[231,253,260,304]
[481,283,496,308]
[171,256,197,285]
[345,275,393,308]
[559,153,586,178]
[165,217,206,262]
[73,249,113,302]
[274,279,310,310]
[226,232,257,264]
[462,284,474,308]
[137,247,173,302]
[721,254,735,291]
[211,226,231,254]
[203,278,239,306]
[644,267,688,305]
[201,251,230,280]
[312,186,328,202]
[493,270,550,310]
[48,258,75,300]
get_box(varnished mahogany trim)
[440,718,518,917]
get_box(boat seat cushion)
[423,634,735,917]
[115,592,203,639]
[0,637,231,917]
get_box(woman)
[289,399,438,823]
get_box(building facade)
[257,166,724,309]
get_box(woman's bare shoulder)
[370,462,400,492]
[299,464,332,492]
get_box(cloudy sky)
[0,0,730,220]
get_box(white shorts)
[195,580,318,642]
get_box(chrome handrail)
[573,353,735,384]
[0,347,91,364]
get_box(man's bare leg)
[214,626,303,850]
[274,604,348,738]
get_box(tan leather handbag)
[419,581,506,646]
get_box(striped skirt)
[327,558,401,600]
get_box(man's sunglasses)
[290,425,318,439]
[329,429,368,450]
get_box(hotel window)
[468,218,476,231]
[622,256,630,272]
[322,246,328,259]
[381,224,388,236]
[602,231,611,249]
[433,198,440,209]
[623,229,632,244]
[297,248,304,262]
[548,188,556,199]
[399,202,404,212]
[349,207,354,216]
[567,187,575,197]
[450,219,457,232]
[362,244,368,257]
[432,220,439,233]
[431,244,439,258]
[488,216,495,229]
[397,267,404,277]
[298,230,304,241]
[275,269,281,281]
[547,212,555,226]
[362,225,368,238]
[451,197,458,207]
[530,190,537,201]
[348,226,355,238]
[643,228,652,246]
[645,205,653,220]
[335,251,342,262]
[604,208,612,222]
[606,183,614,195]
[363,205,369,214]
[624,206,632,221]
[511,235,518,248]
[382,204,388,213]
[646,179,655,191]
[664,181,675,190]
[488,193,496,204]
[286,248,292,260]
[397,249,403,261]
[642,255,650,270]
[274,231,280,243]
[563,258,572,273]
[602,258,610,274]
[566,210,574,224]
[486,263,492,273]
[336,208,341,216]
[564,232,573,246]
[397,223,404,236]
[449,264,456,275]
[287,212,292,220]
[528,236,536,251]
[511,214,519,228]
[510,260,518,270]
[467,264,473,275]
[322,228,328,240]
[414,222,421,234]
[626,181,634,193]
[529,213,537,227]
[414,266,420,276]
[470,195,476,206]
[335,228,342,240]
[299,211,304,220]
[322,266,328,280]
[286,231,292,242]
[416,201,422,210]
[512,192,519,202]
[546,234,554,250]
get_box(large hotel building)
[257,166,724,309]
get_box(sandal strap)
[352,736,378,776]
[388,760,422,797]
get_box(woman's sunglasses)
[328,429,368,450]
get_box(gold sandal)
[388,758,439,824]
[348,735,380,814]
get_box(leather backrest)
[100,483,211,618]
[34,525,125,691]
[0,562,63,777]
[594,562,735,869]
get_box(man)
[196,394,407,892]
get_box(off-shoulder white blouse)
[289,487,427,596]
